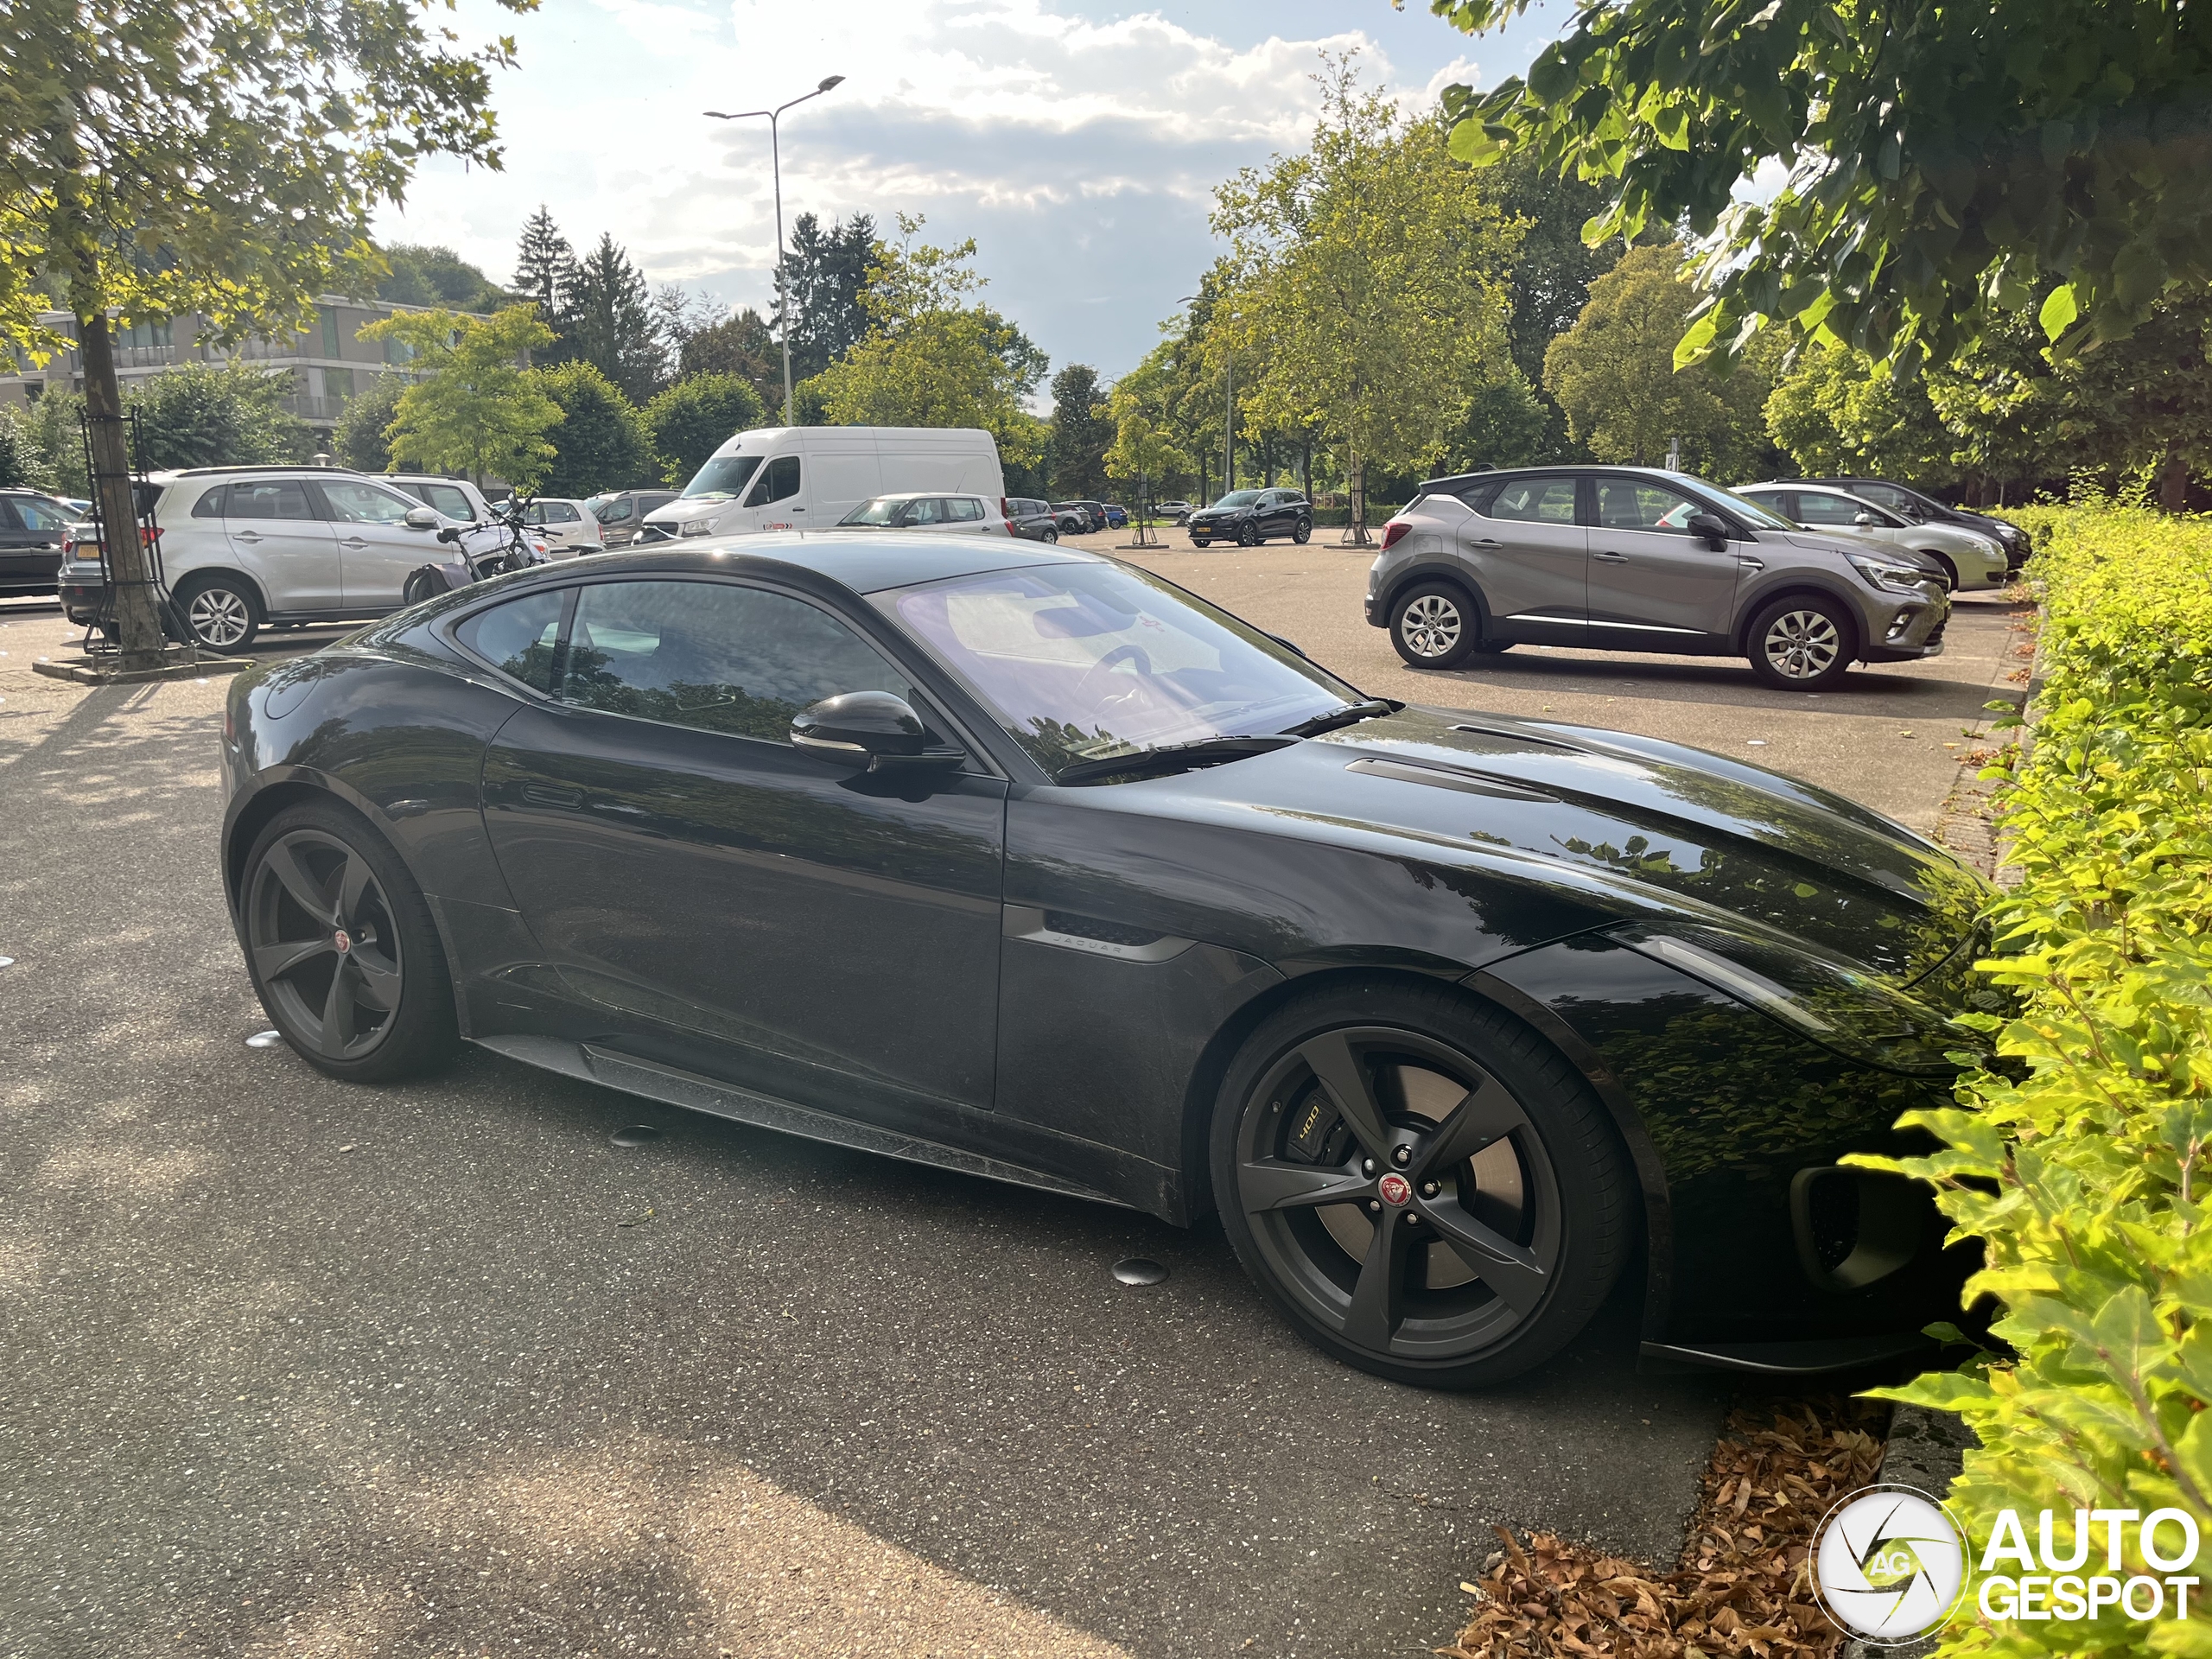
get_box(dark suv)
[0,488,76,597]
[1187,487,1313,547]
[1782,476,2028,570]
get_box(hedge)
[1863,504,2212,1656]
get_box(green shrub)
[643,373,763,488]
[1866,503,2212,1656]
[532,360,651,499]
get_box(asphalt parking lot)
[0,555,2026,1659]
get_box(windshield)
[1679,475,1798,531]
[882,562,1359,779]
[840,496,909,526]
[682,454,764,501]
[1210,490,1263,509]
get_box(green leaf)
[2038,282,2082,340]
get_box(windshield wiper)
[1280,699,1396,738]
[1052,733,1300,787]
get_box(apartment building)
[0,296,488,444]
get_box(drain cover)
[1111,1257,1167,1287]
[610,1124,663,1147]
[245,1029,284,1049]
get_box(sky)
[375,0,1573,387]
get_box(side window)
[190,487,227,520]
[1484,479,1579,523]
[747,454,802,506]
[228,480,315,520]
[0,500,20,530]
[1791,493,1864,527]
[598,497,632,524]
[522,503,549,526]
[905,498,945,526]
[1858,483,1909,510]
[318,480,417,524]
[422,484,474,520]
[559,581,915,743]
[455,588,569,693]
[949,497,986,523]
[1593,479,1703,536]
[545,501,582,524]
[16,498,69,532]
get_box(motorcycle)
[403,497,554,604]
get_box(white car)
[521,497,606,557]
[835,493,1012,535]
[1738,483,2010,591]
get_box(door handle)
[520,782,584,810]
[232,531,263,543]
[1593,550,1628,562]
[1737,556,1765,571]
[340,537,369,549]
[1469,537,1503,548]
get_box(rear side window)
[456,588,569,693]
[226,480,315,520]
[949,497,986,522]
[416,483,474,520]
[191,486,227,519]
[1484,479,1578,523]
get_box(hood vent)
[1449,722,1586,753]
[1345,754,1556,802]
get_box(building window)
[321,307,342,358]
[384,335,415,366]
[326,366,354,403]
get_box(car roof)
[1419,462,1699,493]
[867,489,983,501]
[507,531,1096,595]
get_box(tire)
[177,573,261,652]
[238,798,460,1084]
[1469,639,1515,655]
[403,571,442,606]
[1746,593,1858,690]
[1192,537,1212,550]
[1389,581,1478,669]
[1238,520,1260,547]
[1211,979,1632,1389]
[1293,518,1312,544]
[1040,529,1058,544]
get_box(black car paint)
[220,537,1982,1371]
[0,490,74,597]
[1187,492,1312,543]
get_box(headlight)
[1615,922,1967,1074]
[678,518,715,537]
[1847,550,1932,594]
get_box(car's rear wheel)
[1238,520,1261,546]
[1293,518,1312,544]
[1747,594,1857,690]
[1389,582,1477,668]
[177,574,261,652]
[240,800,459,1084]
[1211,982,1631,1389]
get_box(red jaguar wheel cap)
[1377,1173,1412,1207]
[333,928,352,955]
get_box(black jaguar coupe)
[220,534,1986,1389]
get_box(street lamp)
[707,73,846,426]
[1177,292,1236,496]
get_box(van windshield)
[682,454,763,501]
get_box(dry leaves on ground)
[1441,1397,1888,1659]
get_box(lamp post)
[1177,292,1236,497]
[706,73,845,426]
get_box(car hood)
[643,499,724,527]
[1142,705,1988,986]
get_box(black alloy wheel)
[240,802,458,1082]
[1238,519,1261,546]
[1212,983,1630,1388]
[1292,518,1312,544]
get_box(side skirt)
[472,1033,1134,1211]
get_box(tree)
[561,235,661,402]
[533,360,652,498]
[1544,245,1779,479]
[332,372,414,474]
[678,308,781,411]
[0,0,529,667]
[1048,365,1113,498]
[804,216,1049,469]
[130,361,311,471]
[776,213,878,387]
[1105,350,1196,542]
[375,245,507,313]
[1433,0,2212,372]
[643,374,765,487]
[359,305,560,488]
[512,207,575,315]
[0,406,54,492]
[1763,345,1958,482]
[1484,147,1621,461]
[1212,56,1521,542]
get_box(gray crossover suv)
[1364,466,1949,691]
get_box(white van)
[641,426,1007,542]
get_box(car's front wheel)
[1746,594,1857,690]
[1292,518,1312,544]
[1040,528,1058,544]
[239,800,460,1083]
[177,574,261,652]
[1211,982,1631,1389]
[1192,537,1212,549]
[1389,582,1477,668]
[1238,520,1261,546]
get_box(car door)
[220,478,342,612]
[944,496,995,535]
[903,497,950,532]
[315,477,442,611]
[1783,489,1897,546]
[1462,475,1587,638]
[0,497,65,592]
[479,573,1007,1122]
[1586,475,1742,643]
[741,454,804,531]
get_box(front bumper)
[1860,584,1948,662]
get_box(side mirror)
[404,505,441,531]
[791,690,962,772]
[1852,510,1878,528]
[1686,511,1730,549]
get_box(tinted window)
[0,500,18,530]
[948,497,986,522]
[1855,482,1910,510]
[319,480,418,524]
[227,480,315,520]
[597,497,633,524]
[14,497,69,532]
[191,486,227,518]
[747,454,801,506]
[1485,479,1578,523]
[1594,479,1701,534]
[456,589,568,693]
[560,581,913,743]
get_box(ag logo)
[1811,1484,1968,1643]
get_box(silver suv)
[1364,466,1948,691]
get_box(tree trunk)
[2160,448,2190,512]
[1348,453,1369,547]
[76,309,168,668]
[1300,434,1313,505]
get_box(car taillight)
[1381,521,1411,550]
[1004,518,1018,536]
[1001,497,1009,518]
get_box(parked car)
[1736,484,2009,592]
[588,489,679,548]
[1004,497,1063,543]
[1102,504,1129,530]
[1155,499,1194,524]
[1188,487,1313,547]
[520,497,606,558]
[1367,465,1948,691]
[1780,475,2029,570]
[836,493,1011,535]
[1046,503,1094,535]
[645,426,1006,542]
[221,532,1987,1389]
[386,474,493,526]
[55,465,522,652]
[0,488,78,598]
